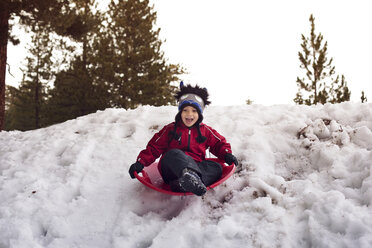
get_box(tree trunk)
[35,69,40,129]
[0,5,10,131]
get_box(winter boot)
[178,168,207,196]
[169,179,186,193]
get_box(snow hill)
[1,103,372,248]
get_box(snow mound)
[1,103,372,248]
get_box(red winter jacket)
[136,122,232,166]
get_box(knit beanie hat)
[170,82,211,143]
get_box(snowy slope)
[1,103,372,248]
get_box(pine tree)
[361,91,368,103]
[329,75,351,104]
[0,0,97,130]
[46,57,110,125]
[5,25,53,130]
[44,0,111,125]
[4,85,17,129]
[91,0,184,109]
[294,14,350,105]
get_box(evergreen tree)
[294,14,350,105]
[45,0,111,125]
[5,25,53,130]
[4,85,16,129]
[361,91,368,103]
[0,0,96,130]
[6,81,42,131]
[329,75,351,104]
[92,0,184,109]
[46,57,110,125]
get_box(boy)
[129,82,238,196]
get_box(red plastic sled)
[134,158,235,195]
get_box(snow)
[1,103,372,248]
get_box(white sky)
[152,0,372,106]
[7,0,372,106]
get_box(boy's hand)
[224,153,238,166]
[129,161,144,178]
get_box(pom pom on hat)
[175,81,211,113]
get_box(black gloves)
[225,153,238,166]
[129,161,144,179]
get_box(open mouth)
[185,117,194,124]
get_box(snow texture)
[1,102,372,248]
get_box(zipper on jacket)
[187,128,191,151]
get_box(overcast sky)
[7,0,372,106]
[151,0,372,105]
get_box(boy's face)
[181,106,199,127]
